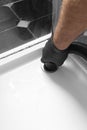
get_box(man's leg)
[41,0,87,71]
[53,0,87,50]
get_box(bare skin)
[53,0,87,50]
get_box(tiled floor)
[0,0,87,55]
[0,0,52,54]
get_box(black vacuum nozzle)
[41,38,69,72]
[44,62,58,72]
[41,38,87,72]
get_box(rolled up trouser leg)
[52,0,62,32]
[41,38,69,72]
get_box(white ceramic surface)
[0,45,87,130]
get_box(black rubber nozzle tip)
[44,62,58,72]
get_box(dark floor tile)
[28,15,52,38]
[0,27,34,54]
[0,6,19,32]
[0,18,18,32]
[17,28,35,41]
[11,0,52,21]
[0,6,14,22]
[0,0,22,7]
[11,0,35,21]
[29,0,52,18]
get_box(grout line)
[30,13,52,23]
[0,25,17,34]
[10,7,20,20]
[3,0,24,7]
[10,0,24,5]
[27,28,36,39]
